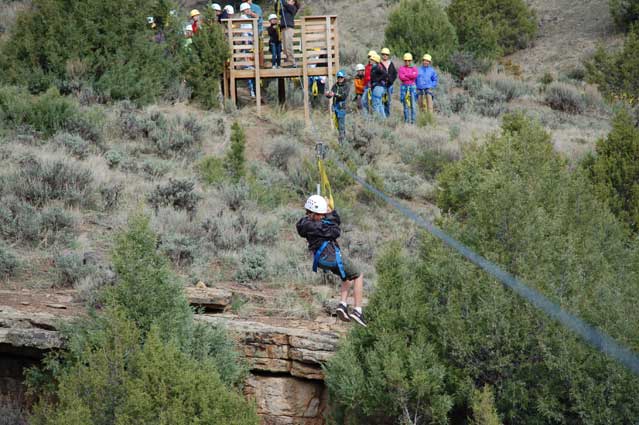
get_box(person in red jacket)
[360,50,376,114]
[189,9,201,33]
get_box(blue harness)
[313,240,346,279]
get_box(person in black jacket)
[326,70,350,144]
[279,0,299,67]
[296,195,367,326]
[380,47,397,117]
[370,54,388,118]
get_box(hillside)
[1,0,637,423]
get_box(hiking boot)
[350,309,367,327]
[336,303,350,322]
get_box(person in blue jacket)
[416,54,438,114]
[297,195,367,326]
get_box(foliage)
[447,51,492,80]
[0,0,179,104]
[583,108,639,231]
[4,156,94,208]
[470,386,501,425]
[0,86,100,138]
[29,314,259,425]
[147,179,202,220]
[235,247,268,283]
[54,252,90,287]
[0,242,19,279]
[180,20,230,108]
[585,26,639,104]
[226,122,247,183]
[385,0,459,69]
[0,197,74,246]
[447,0,537,59]
[544,82,586,114]
[610,0,639,31]
[327,114,639,424]
[198,156,226,185]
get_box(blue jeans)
[384,85,394,117]
[360,87,371,115]
[269,42,281,67]
[400,85,417,123]
[372,86,387,119]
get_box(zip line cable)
[303,99,639,377]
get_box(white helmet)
[184,24,193,33]
[355,63,365,71]
[239,3,251,12]
[268,14,278,20]
[224,5,234,14]
[211,3,222,11]
[304,195,328,214]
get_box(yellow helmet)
[403,53,413,61]
[380,47,391,55]
[367,50,377,58]
[189,9,200,18]
[371,54,381,63]
[423,54,432,62]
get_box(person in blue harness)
[326,70,350,144]
[296,195,367,326]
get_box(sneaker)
[350,309,367,327]
[336,304,350,322]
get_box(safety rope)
[303,97,639,377]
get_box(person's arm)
[431,70,438,88]
[335,84,349,102]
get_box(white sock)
[354,307,362,314]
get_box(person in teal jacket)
[326,70,350,144]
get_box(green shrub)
[474,86,507,117]
[28,314,259,425]
[1,0,180,104]
[585,26,639,103]
[104,150,124,168]
[180,21,231,108]
[0,197,74,246]
[225,122,247,183]
[160,234,198,268]
[414,149,458,179]
[147,179,202,220]
[448,0,537,59]
[385,0,459,69]
[198,156,226,185]
[54,251,89,287]
[235,247,268,283]
[610,0,639,31]
[584,108,639,231]
[544,82,586,114]
[485,75,532,101]
[264,138,299,172]
[0,242,19,279]
[54,132,90,159]
[470,386,502,425]
[379,167,423,200]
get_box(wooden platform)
[222,16,339,124]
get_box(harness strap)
[312,240,346,279]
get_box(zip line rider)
[297,195,367,327]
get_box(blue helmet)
[336,70,346,78]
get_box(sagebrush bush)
[448,0,537,58]
[264,137,299,172]
[585,26,639,103]
[147,179,202,220]
[544,82,586,114]
[160,233,198,268]
[235,247,268,283]
[385,0,458,69]
[0,242,19,279]
[54,132,90,159]
[485,75,532,101]
[447,51,492,80]
[6,157,94,207]
[473,86,507,117]
[54,251,89,287]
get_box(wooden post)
[325,16,334,127]
[227,19,237,106]
[302,18,310,128]
[278,78,286,105]
[333,17,340,81]
[253,18,261,116]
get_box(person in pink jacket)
[398,53,418,124]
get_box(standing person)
[189,9,202,33]
[223,5,235,18]
[211,4,226,22]
[297,195,367,327]
[183,24,194,49]
[416,54,438,114]
[353,64,366,110]
[267,14,282,68]
[280,0,299,67]
[326,70,350,144]
[379,47,397,118]
[360,50,376,115]
[370,54,388,119]
[239,3,256,98]
[398,53,418,124]
[242,0,264,66]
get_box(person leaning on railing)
[280,0,299,67]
